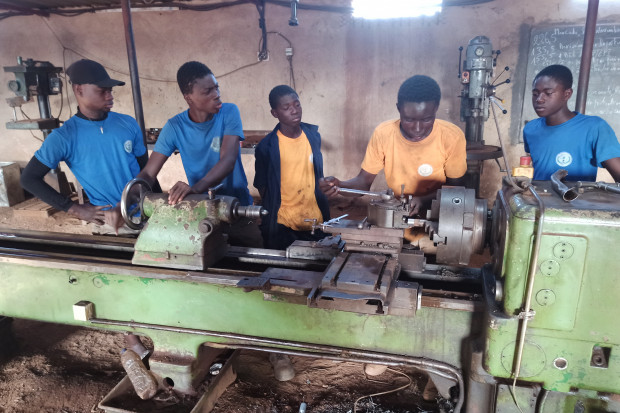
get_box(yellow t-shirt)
[276,130,323,231]
[360,119,467,196]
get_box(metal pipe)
[121,0,148,151]
[575,0,599,114]
[511,185,545,388]
[550,169,579,201]
[90,317,464,412]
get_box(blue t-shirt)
[154,103,252,206]
[35,112,145,206]
[523,113,620,181]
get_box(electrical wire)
[31,1,298,108]
[18,108,45,142]
[267,31,296,89]
[62,48,73,118]
[217,61,264,79]
[353,368,413,413]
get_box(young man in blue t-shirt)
[524,64,620,181]
[20,59,147,227]
[136,61,260,246]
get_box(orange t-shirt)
[276,130,323,231]
[360,119,467,196]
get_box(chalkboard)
[519,23,620,142]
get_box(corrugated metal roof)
[0,0,175,10]
[0,0,248,19]
[0,0,490,19]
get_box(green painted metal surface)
[133,194,239,269]
[485,185,620,395]
[0,257,476,368]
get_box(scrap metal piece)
[550,169,579,201]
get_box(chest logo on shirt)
[210,137,221,153]
[418,164,433,177]
[124,140,133,154]
[555,152,572,167]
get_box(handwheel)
[121,178,152,230]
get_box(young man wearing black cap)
[20,59,147,227]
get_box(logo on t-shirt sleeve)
[210,136,221,153]
[418,164,433,177]
[124,140,133,153]
[555,152,573,168]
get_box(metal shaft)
[337,187,393,200]
[575,0,599,114]
[121,0,148,151]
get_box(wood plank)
[12,195,79,219]
[193,350,239,412]
[13,198,56,218]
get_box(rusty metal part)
[426,187,487,265]
[285,237,344,261]
[466,143,503,161]
[321,219,404,255]
[367,197,410,228]
[310,252,417,315]
[576,181,620,195]
[550,170,579,202]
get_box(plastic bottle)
[120,348,158,400]
[512,156,534,179]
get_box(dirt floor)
[0,318,441,413]
[0,199,450,413]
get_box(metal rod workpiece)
[337,187,393,200]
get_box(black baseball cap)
[66,59,125,87]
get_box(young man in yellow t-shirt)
[254,85,330,250]
[319,75,467,216]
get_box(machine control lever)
[208,183,224,199]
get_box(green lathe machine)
[0,172,619,412]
